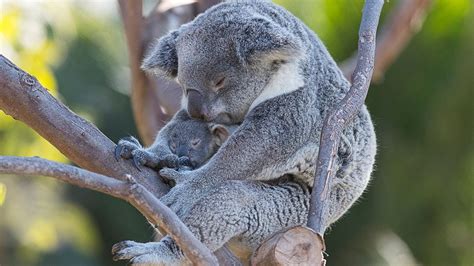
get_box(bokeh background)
[0,0,472,265]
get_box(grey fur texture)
[114,0,376,264]
[113,176,310,265]
[116,111,237,170]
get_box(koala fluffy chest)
[257,144,319,186]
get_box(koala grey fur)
[116,111,238,171]
[113,175,310,265]
[113,0,376,265]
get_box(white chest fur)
[249,61,304,111]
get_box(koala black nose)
[187,90,211,121]
[176,146,188,158]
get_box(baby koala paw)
[115,136,142,161]
[112,240,184,266]
[114,137,190,171]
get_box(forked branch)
[0,156,217,265]
[308,0,384,235]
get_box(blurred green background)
[0,0,472,265]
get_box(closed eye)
[214,77,226,91]
[190,139,201,148]
[170,142,176,152]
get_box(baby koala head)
[142,1,303,124]
[168,120,237,169]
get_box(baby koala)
[168,120,238,170]
[115,118,237,171]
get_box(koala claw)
[115,137,143,161]
[111,240,182,266]
[132,156,143,171]
[112,240,137,261]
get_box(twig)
[307,0,384,235]
[0,55,169,197]
[340,0,431,82]
[0,156,218,265]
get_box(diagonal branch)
[307,0,384,235]
[0,156,217,265]
[0,55,169,197]
[340,0,431,82]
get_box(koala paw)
[159,168,190,185]
[129,149,164,171]
[112,240,183,266]
[115,136,142,161]
[115,137,190,171]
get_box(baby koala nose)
[187,90,211,121]
[176,146,189,158]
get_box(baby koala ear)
[141,30,179,78]
[235,17,302,65]
[210,124,231,146]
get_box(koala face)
[142,2,302,124]
[175,34,272,124]
[168,121,233,168]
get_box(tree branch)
[0,55,169,197]
[0,156,217,265]
[118,0,172,145]
[308,0,384,235]
[340,0,431,82]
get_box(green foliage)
[0,0,472,265]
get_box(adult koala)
[113,0,376,264]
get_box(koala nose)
[187,90,211,121]
[176,146,188,158]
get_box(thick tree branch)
[0,55,169,197]
[0,156,217,265]
[340,0,431,82]
[308,0,384,235]
[118,0,171,145]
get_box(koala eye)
[190,138,201,148]
[170,142,177,152]
[213,77,226,91]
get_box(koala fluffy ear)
[210,124,231,146]
[235,17,302,64]
[141,30,179,78]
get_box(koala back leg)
[113,178,310,265]
[327,107,377,226]
[184,178,311,262]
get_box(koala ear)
[235,17,302,64]
[141,30,179,78]
[210,124,231,146]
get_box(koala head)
[142,2,302,124]
[168,120,236,168]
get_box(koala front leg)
[115,137,180,170]
[115,110,191,170]
[160,106,312,210]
